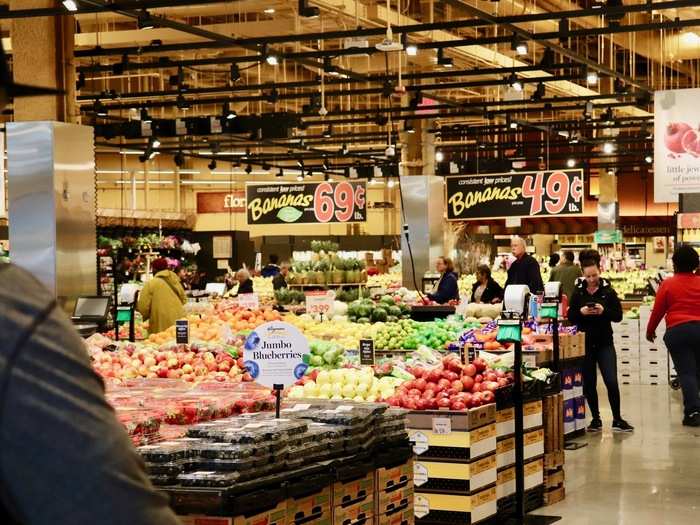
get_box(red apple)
[463,364,477,377]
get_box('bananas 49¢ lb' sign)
[445,170,584,220]
[246,181,367,225]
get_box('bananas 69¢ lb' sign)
[445,170,584,220]
[246,181,367,224]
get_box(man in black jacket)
[568,259,634,433]
[505,237,544,294]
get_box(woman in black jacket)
[427,256,459,304]
[470,265,503,303]
[568,258,633,433]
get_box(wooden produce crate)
[542,393,564,453]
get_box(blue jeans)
[664,322,700,416]
[583,342,622,421]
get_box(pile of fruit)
[287,366,406,402]
[302,340,346,369]
[373,318,482,351]
[386,354,514,410]
[284,315,366,349]
[366,272,402,288]
[91,341,253,383]
[347,296,411,323]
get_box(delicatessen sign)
[445,170,584,220]
[246,181,367,225]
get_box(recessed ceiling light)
[566,158,576,168]
[62,0,78,11]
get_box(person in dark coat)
[470,265,503,303]
[505,237,544,294]
[568,258,633,433]
[273,263,289,290]
[427,256,459,304]
[235,268,254,295]
[261,254,281,278]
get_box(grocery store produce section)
[81,272,593,524]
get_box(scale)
[71,296,111,338]
[497,284,561,525]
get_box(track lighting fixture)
[176,94,190,110]
[602,141,615,154]
[409,91,423,109]
[385,145,396,157]
[405,121,415,134]
[262,162,271,171]
[539,48,555,68]
[230,64,241,82]
[222,102,236,120]
[435,149,444,162]
[299,0,320,18]
[296,174,304,181]
[265,87,279,103]
[277,168,284,178]
[532,82,546,102]
[169,66,185,87]
[322,158,330,171]
[558,19,570,43]
[322,126,333,138]
[93,99,107,117]
[208,159,217,170]
[174,151,185,168]
[614,78,626,93]
[645,155,653,164]
[262,45,280,66]
[62,0,78,11]
[307,169,313,178]
[341,143,349,155]
[150,137,161,149]
[297,158,304,169]
[436,48,453,68]
[566,158,576,168]
[406,43,418,56]
[137,10,155,30]
[323,57,338,75]
[381,81,394,98]
[264,8,275,14]
[245,164,253,174]
[511,35,528,56]
[140,107,151,123]
[603,107,614,122]
[586,70,599,85]
[507,72,522,91]
[76,70,86,90]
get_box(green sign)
[116,308,132,323]
[594,229,623,244]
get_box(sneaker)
[612,419,634,433]
[682,412,700,427]
[587,418,602,432]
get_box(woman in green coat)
[137,258,187,334]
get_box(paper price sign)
[305,290,335,316]
[237,293,259,310]
[175,319,189,344]
[432,417,452,435]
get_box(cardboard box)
[543,450,565,470]
[574,397,586,430]
[406,405,495,432]
[376,459,413,494]
[563,399,576,435]
[524,428,545,460]
[287,485,332,525]
[376,503,413,525]
[413,454,497,494]
[180,518,234,525]
[414,486,497,525]
[408,416,496,461]
[233,499,288,525]
[543,393,563,453]
[496,436,515,469]
[333,499,374,525]
[544,468,565,490]
[496,459,544,500]
[376,483,413,516]
[523,400,543,430]
[334,471,374,509]
[496,407,514,439]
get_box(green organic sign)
[594,229,623,244]
[116,308,132,322]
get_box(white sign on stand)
[237,293,259,310]
[305,290,335,317]
[243,321,309,388]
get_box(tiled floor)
[533,384,700,525]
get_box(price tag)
[336,405,355,412]
[413,463,428,487]
[237,293,259,310]
[432,417,452,435]
[305,290,335,316]
[175,319,189,344]
[410,431,429,455]
[414,495,430,519]
[359,339,375,365]
[292,403,311,411]
[523,353,537,368]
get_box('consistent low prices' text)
[446,170,584,220]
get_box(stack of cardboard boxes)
[407,406,498,525]
[562,366,585,435]
[615,311,672,386]
[494,399,545,514]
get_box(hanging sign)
[305,290,335,316]
[445,170,584,220]
[196,191,247,213]
[246,181,367,225]
[654,88,700,202]
[594,229,623,244]
[243,321,309,388]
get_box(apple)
[482,391,495,403]
[463,364,477,377]
[665,122,692,154]
[461,376,475,391]
[450,400,466,411]
[414,378,427,391]
[451,380,464,392]
[218,361,232,372]
[436,397,451,408]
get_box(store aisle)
[533,385,700,524]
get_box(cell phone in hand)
[586,302,597,309]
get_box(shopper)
[548,252,560,270]
[427,256,459,304]
[137,258,187,334]
[0,264,181,525]
[646,245,700,427]
[505,237,544,294]
[235,268,255,296]
[470,264,503,304]
[273,262,290,290]
[261,254,281,278]
[549,250,583,301]
[568,258,634,433]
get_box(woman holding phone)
[568,258,634,433]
